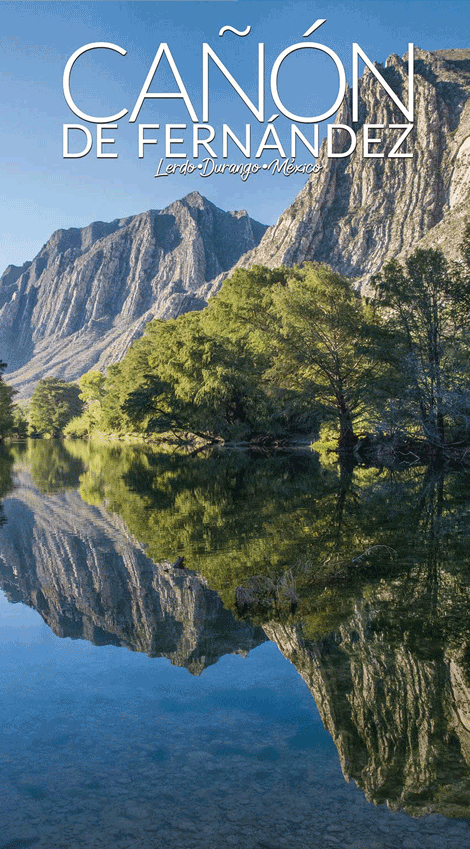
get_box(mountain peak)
[182,190,207,207]
[225,46,470,286]
[0,195,267,396]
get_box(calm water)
[1,440,470,849]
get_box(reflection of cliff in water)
[266,570,470,819]
[4,441,470,819]
[0,471,266,674]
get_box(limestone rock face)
[202,48,470,301]
[0,471,266,674]
[0,192,266,396]
[4,49,470,396]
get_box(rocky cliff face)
[202,48,470,300]
[0,192,266,396]
[0,471,266,673]
[4,49,470,396]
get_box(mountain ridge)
[0,192,266,396]
[3,47,470,396]
[200,46,470,300]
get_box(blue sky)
[1,0,469,272]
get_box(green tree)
[214,264,390,450]
[64,371,106,437]
[97,263,392,447]
[268,264,392,450]
[202,265,313,435]
[29,377,83,437]
[109,307,276,440]
[373,247,470,446]
[0,360,15,440]
[78,370,105,403]
[10,404,28,439]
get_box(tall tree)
[98,263,392,447]
[372,247,470,446]
[112,306,276,440]
[242,264,391,451]
[0,360,15,440]
[64,371,106,436]
[29,377,83,437]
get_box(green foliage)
[373,247,470,445]
[29,377,83,437]
[62,371,106,437]
[102,294,285,440]
[0,446,14,526]
[63,412,95,438]
[27,228,470,453]
[78,370,105,403]
[0,360,15,439]
[204,265,317,434]
[10,404,29,439]
[266,264,393,448]
[96,263,389,445]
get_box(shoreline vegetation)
[3,224,470,470]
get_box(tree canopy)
[26,227,470,456]
[29,377,83,437]
[373,246,470,446]
[0,360,15,440]
[84,263,391,445]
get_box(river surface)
[1,439,470,849]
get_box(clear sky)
[1,0,469,273]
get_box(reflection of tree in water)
[12,439,470,817]
[14,439,470,602]
[0,448,14,526]
[16,440,470,616]
[11,439,84,493]
[75,439,470,819]
[0,458,266,673]
[266,466,470,820]
[62,440,341,604]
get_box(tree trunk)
[337,396,357,453]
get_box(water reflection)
[267,591,470,820]
[2,439,470,831]
[0,454,265,673]
[0,446,13,525]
